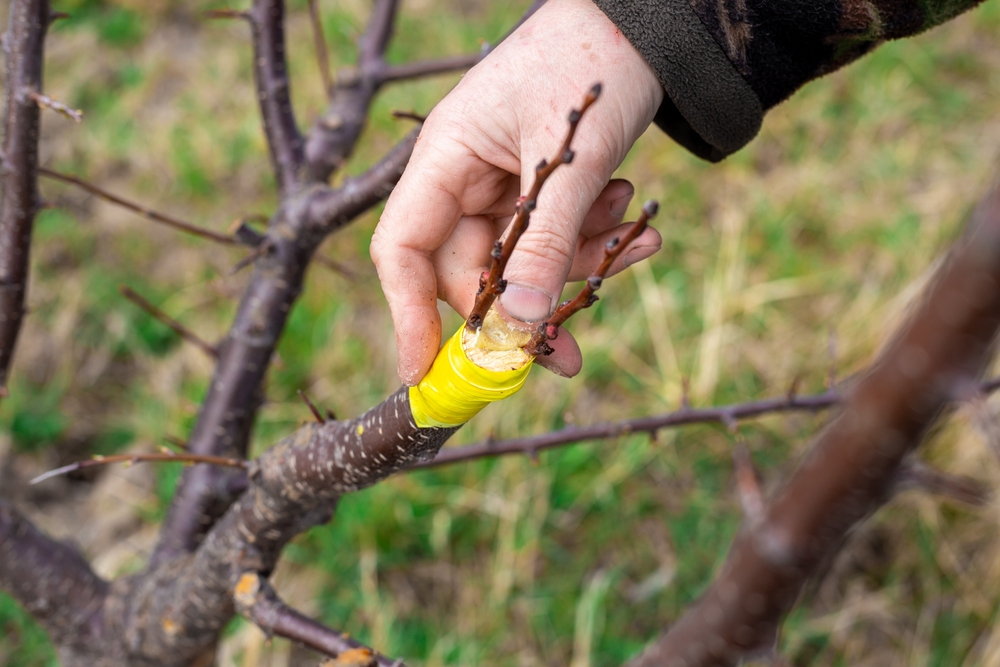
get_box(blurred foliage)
[2,1,1000,666]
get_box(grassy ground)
[2,0,1000,665]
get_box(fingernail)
[623,244,658,268]
[500,283,555,323]
[610,192,633,218]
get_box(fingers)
[431,214,496,318]
[499,131,630,322]
[371,135,473,386]
[580,179,634,238]
[567,222,662,282]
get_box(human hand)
[370,0,664,386]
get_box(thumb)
[500,148,615,322]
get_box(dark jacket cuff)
[592,0,763,162]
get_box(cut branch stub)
[466,83,602,332]
[523,199,659,355]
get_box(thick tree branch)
[151,200,307,565]
[249,0,305,194]
[303,0,399,182]
[0,499,108,654]
[113,389,457,664]
[627,184,1000,667]
[0,0,49,394]
[303,0,490,183]
[234,572,404,667]
[307,126,419,233]
[154,125,419,565]
[154,10,430,567]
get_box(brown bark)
[0,500,108,663]
[0,0,48,394]
[626,185,1000,666]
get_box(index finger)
[371,135,472,385]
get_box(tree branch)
[379,51,485,84]
[626,183,1000,667]
[119,285,220,359]
[153,12,425,568]
[249,0,305,194]
[525,198,658,355]
[39,167,238,245]
[307,0,333,94]
[894,459,990,506]
[467,84,602,331]
[0,499,108,652]
[112,389,457,664]
[0,0,49,395]
[234,572,405,667]
[27,90,81,122]
[303,0,400,182]
[414,389,841,469]
[29,451,247,486]
[307,127,419,233]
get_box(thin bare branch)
[119,285,220,359]
[379,51,484,84]
[204,8,250,20]
[626,183,1000,667]
[229,239,274,274]
[413,388,841,470]
[467,83,602,331]
[0,0,50,394]
[297,388,327,424]
[307,0,333,94]
[525,199,658,355]
[235,573,404,667]
[39,167,238,245]
[895,459,990,506]
[30,450,247,485]
[390,109,427,123]
[314,254,358,281]
[27,89,81,121]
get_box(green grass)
[3,1,1000,666]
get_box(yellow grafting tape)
[409,318,534,429]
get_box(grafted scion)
[524,198,660,355]
[467,83,603,331]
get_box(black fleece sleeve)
[593,0,987,162]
